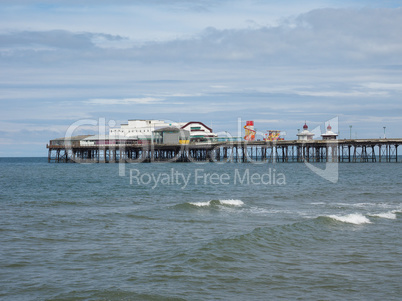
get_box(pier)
[47,138,402,163]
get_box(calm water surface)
[0,158,401,300]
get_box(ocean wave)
[246,207,288,215]
[219,199,244,207]
[334,202,375,208]
[53,289,187,301]
[188,199,244,207]
[392,207,402,214]
[326,214,371,225]
[368,212,397,219]
[188,201,212,207]
[197,220,323,257]
[334,202,399,210]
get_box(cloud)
[2,7,401,67]
[294,90,389,97]
[86,97,163,105]
[1,6,401,69]
[0,30,124,51]
[362,82,402,91]
[253,119,281,124]
[0,0,219,6]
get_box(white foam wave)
[369,212,397,219]
[335,202,398,209]
[189,201,211,207]
[335,202,374,208]
[219,199,244,207]
[188,199,244,207]
[392,208,402,214]
[328,214,371,224]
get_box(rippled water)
[1,158,401,300]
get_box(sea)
[0,157,401,300]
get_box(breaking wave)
[219,199,244,206]
[368,212,397,219]
[188,201,212,207]
[326,214,371,224]
[189,199,244,207]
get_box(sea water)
[0,158,401,300]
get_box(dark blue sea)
[1,158,401,300]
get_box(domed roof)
[303,123,308,130]
[327,124,332,131]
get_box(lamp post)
[349,125,352,139]
[383,126,386,139]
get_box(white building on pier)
[297,122,315,141]
[108,119,217,143]
[321,124,338,140]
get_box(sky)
[1,0,402,156]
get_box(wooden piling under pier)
[47,139,402,163]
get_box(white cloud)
[144,92,204,98]
[363,82,402,91]
[86,97,163,105]
[210,85,229,89]
[253,119,281,123]
[294,90,389,97]
[0,1,345,43]
[2,8,402,68]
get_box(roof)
[127,119,165,122]
[153,126,180,132]
[50,135,92,142]
[154,127,189,133]
[180,121,213,133]
[321,131,338,137]
[82,135,139,140]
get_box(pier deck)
[47,138,402,163]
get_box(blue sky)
[1,0,402,156]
